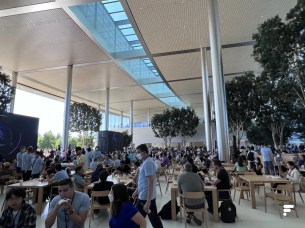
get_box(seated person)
[103,156,113,167]
[254,157,263,175]
[91,164,105,183]
[90,158,100,171]
[113,156,121,169]
[188,158,198,173]
[0,188,36,227]
[113,161,131,175]
[205,160,231,214]
[47,163,69,184]
[72,166,90,191]
[297,155,305,168]
[92,171,114,204]
[274,152,287,174]
[177,162,204,225]
[44,162,56,178]
[160,154,170,167]
[0,162,13,186]
[234,156,247,172]
[281,161,301,190]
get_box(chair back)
[182,191,205,200]
[91,190,110,198]
[299,177,305,192]
[0,175,12,180]
[275,183,293,196]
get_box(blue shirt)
[109,202,139,228]
[16,151,24,167]
[21,153,33,171]
[85,151,92,167]
[31,157,44,175]
[90,150,102,160]
[90,161,100,170]
[50,191,90,228]
[52,170,69,182]
[261,147,272,161]
[137,156,157,200]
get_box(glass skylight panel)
[102,0,118,3]
[110,11,128,21]
[104,1,123,13]
[118,24,132,29]
[121,28,135,36]
[125,35,138,41]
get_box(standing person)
[260,144,275,175]
[45,178,90,228]
[16,146,26,173]
[31,151,44,178]
[132,144,163,228]
[21,146,34,181]
[76,146,87,171]
[109,184,146,228]
[0,188,37,228]
[85,148,92,169]
[91,146,102,161]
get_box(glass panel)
[104,2,123,13]
[121,28,135,36]
[118,24,132,29]
[126,35,138,41]
[110,12,128,21]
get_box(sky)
[14,89,64,136]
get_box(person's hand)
[132,191,138,200]
[143,201,150,214]
[60,201,72,212]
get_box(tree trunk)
[269,123,278,149]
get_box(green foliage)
[226,72,259,145]
[69,103,102,132]
[0,72,15,114]
[38,131,61,149]
[151,107,199,147]
[122,130,132,147]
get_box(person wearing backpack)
[177,162,205,225]
[205,160,231,214]
[246,150,255,169]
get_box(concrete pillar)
[130,100,134,139]
[105,88,110,130]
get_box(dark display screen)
[0,113,39,161]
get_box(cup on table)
[19,180,23,185]
[302,165,304,170]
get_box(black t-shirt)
[117,165,131,174]
[93,181,114,204]
[216,168,231,190]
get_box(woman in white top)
[282,161,301,191]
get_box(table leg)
[212,190,218,222]
[171,188,177,221]
[37,188,44,215]
[32,189,38,203]
[250,181,256,209]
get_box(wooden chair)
[48,186,59,209]
[156,171,162,196]
[165,165,175,193]
[293,176,305,204]
[157,166,167,182]
[264,183,298,219]
[232,175,250,205]
[89,190,110,227]
[179,192,208,228]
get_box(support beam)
[105,88,110,131]
[207,0,230,161]
[147,108,151,126]
[120,111,124,128]
[62,65,73,152]
[130,101,134,141]
[9,71,18,113]
[201,48,212,152]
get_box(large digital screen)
[0,113,39,161]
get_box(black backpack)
[246,151,255,161]
[158,200,179,220]
[219,200,237,223]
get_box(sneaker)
[192,215,202,226]
[186,214,192,223]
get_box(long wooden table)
[84,175,133,194]
[239,175,290,209]
[7,180,50,215]
[171,181,218,222]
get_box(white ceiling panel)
[0,8,109,71]
[0,0,54,10]
[180,94,203,106]
[169,79,202,96]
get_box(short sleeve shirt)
[109,202,139,228]
[261,147,272,161]
[137,156,157,200]
[52,170,69,182]
[216,168,231,190]
[31,157,44,175]
[50,191,90,228]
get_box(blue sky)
[14,89,64,135]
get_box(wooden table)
[84,175,133,194]
[7,180,50,215]
[274,162,286,174]
[224,166,235,172]
[171,181,218,222]
[239,175,290,209]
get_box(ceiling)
[0,0,298,120]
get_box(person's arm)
[23,205,37,228]
[45,203,60,228]
[132,188,138,199]
[143,175,153,213]
[61,199,89,227]
[130,212,147,228]
[286,170,301,183]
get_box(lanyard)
[11,209,21,228]
[64,193,75,228]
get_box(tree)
[122,130,132,148]
[69,102,102,147]
[38,131,57,149]
[0,72,15,114]
[172,107,199,146]
[151,109,177,147]
[225,72,259,147]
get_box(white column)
[201,48,212,151]
[207,0,230,161]
[147,108,150,126]
[105,88,110,131]
[130,100,134,139]
[9,71,18,113]
[62,65,73,152]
